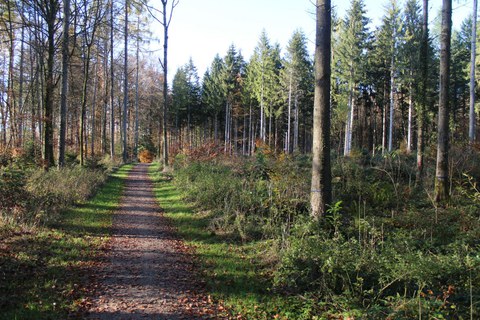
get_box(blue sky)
[150,0,473,83]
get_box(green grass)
[0,165,132,320]
[149,163,313,320]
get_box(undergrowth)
[0,163,131,319]
[156,146,480,319]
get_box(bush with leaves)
[1,164,107,227]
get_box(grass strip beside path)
[0,165,132,320]
[149,163,312,320]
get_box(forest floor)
[83,163,222,319]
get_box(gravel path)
[85,164,219,319]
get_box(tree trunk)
[110,0,115,159]
[388,54,395,152]
[286,71,292,153]
[294,94,299,152]
[134,15,140,159]
[160,0,177,169]
[469,0,477,143]
[102,39,108,155]
[416,0,428,185]
[43,1,58,170]
[18,10,26,147]
[407,81,413,153]
[6,0,16,147]
[435,0,452,203]
[91,62,98,157]
[122,0,129,163]
[59,0,70,167]
[344,70,354,156]
[311,0,332,219]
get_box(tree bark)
[434,0,452,203]
[416,0,428,185]
[110,0,115,159]
[43,0,59,170]
[122,0,129,163]
[59,0,70,167]
[388,53,395,152]
[134,15,140,159]
[311,0,332,219]
[469,0,477,143]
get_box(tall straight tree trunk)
[435,0,452,203]
[407,80,413,153]
[159,0,179,169]
[248,103,253,155]
[294,95,299,152]
[224,102,229,153]
[122,0,129,163]
[110,0,115,159]
[388,54,395,152]
[91,62,98,157]
[286,71,292,153]
[469,0,477,143]
[43,1,58,170]
[416,0,428,185]
[344,69,354,156]
[243,111,247,155]
[311,0,332,218]
[6,0,16,147]
[59,0,70,167]
[18,12,25,147]
[102,39,108,155]
[79,0,102,164]
[80,47,93,166]
[260,88,265,141]
[134,15,140,159]
[29,30,37,144]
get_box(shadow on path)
[85,164,219,319]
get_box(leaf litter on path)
[82,164,227,319]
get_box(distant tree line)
[0,0,477,182]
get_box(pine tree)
[335,0,370,156]
[283,30,314,153]
[401,0,422,153]
[202,55,227,142]
[249,31,282,144]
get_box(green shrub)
[274,217,480,319]
[1,165,107,227]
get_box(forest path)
[85,163,217,319]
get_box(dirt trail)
[85,163,219,319]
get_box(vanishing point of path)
[85,163,220,319]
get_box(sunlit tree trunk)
[388,54,395,152]
[59,0,70,167]
[122,0,129,163]
[344,76,354,156]
[416,0,428,185]
[434,0,452,203]
[134,15,140,159]
[91,61,98,157]
[407,80,413,153]
[311,0,332,218]
[110,0,115,160]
